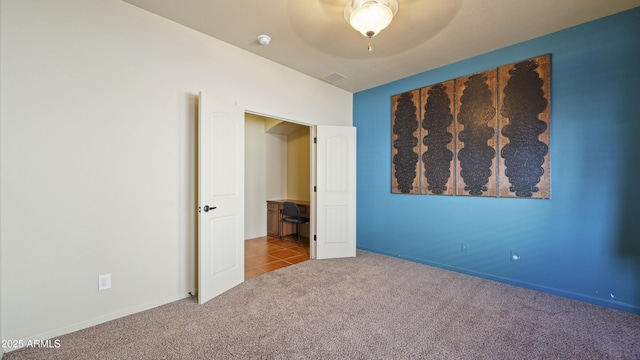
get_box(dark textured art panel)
[391,54,550,198]
[455,70,498,197]
[420,81,456,195]
[392,90,421,194]
[498,55,551,199]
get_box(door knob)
[203,205,216,212]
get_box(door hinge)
[314,137,317,144]
[314,235,317,241]
[314,186,317,192]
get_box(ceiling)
[122,0,639,93]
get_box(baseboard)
[2,291,192,353]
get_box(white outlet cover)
[98,273,111,291]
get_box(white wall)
[0,0,352,344]
[244,114,287,240]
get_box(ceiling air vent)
[322,72,348,84]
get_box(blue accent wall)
[354,7,640,313]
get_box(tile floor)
[245,235,310,279]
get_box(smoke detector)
[257,34,271,46]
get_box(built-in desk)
[266,199,310,238]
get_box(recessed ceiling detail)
[122,0,640,92]
[286,0,463,59]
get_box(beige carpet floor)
[3,250,640,359]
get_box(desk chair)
[281,202,310,247]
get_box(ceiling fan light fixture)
[345,0,398,38]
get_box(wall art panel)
[391,54,550,199]
[498,55,551,198]
[454,69,499,197]
[391,90,421,194]
[420,81,456,195]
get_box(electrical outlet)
[461,242,468,253]
[98,273,111,291]
[510,251,521,262]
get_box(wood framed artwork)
[420,81,456,195]
[391,89,421,194]
[391,54,551,199]
[498,55,551,199]
[455,69,498,197]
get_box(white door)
[315,125,357,259]
[198,91,244,304]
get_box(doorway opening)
[196,92,355,303]
[243,113,313,278]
